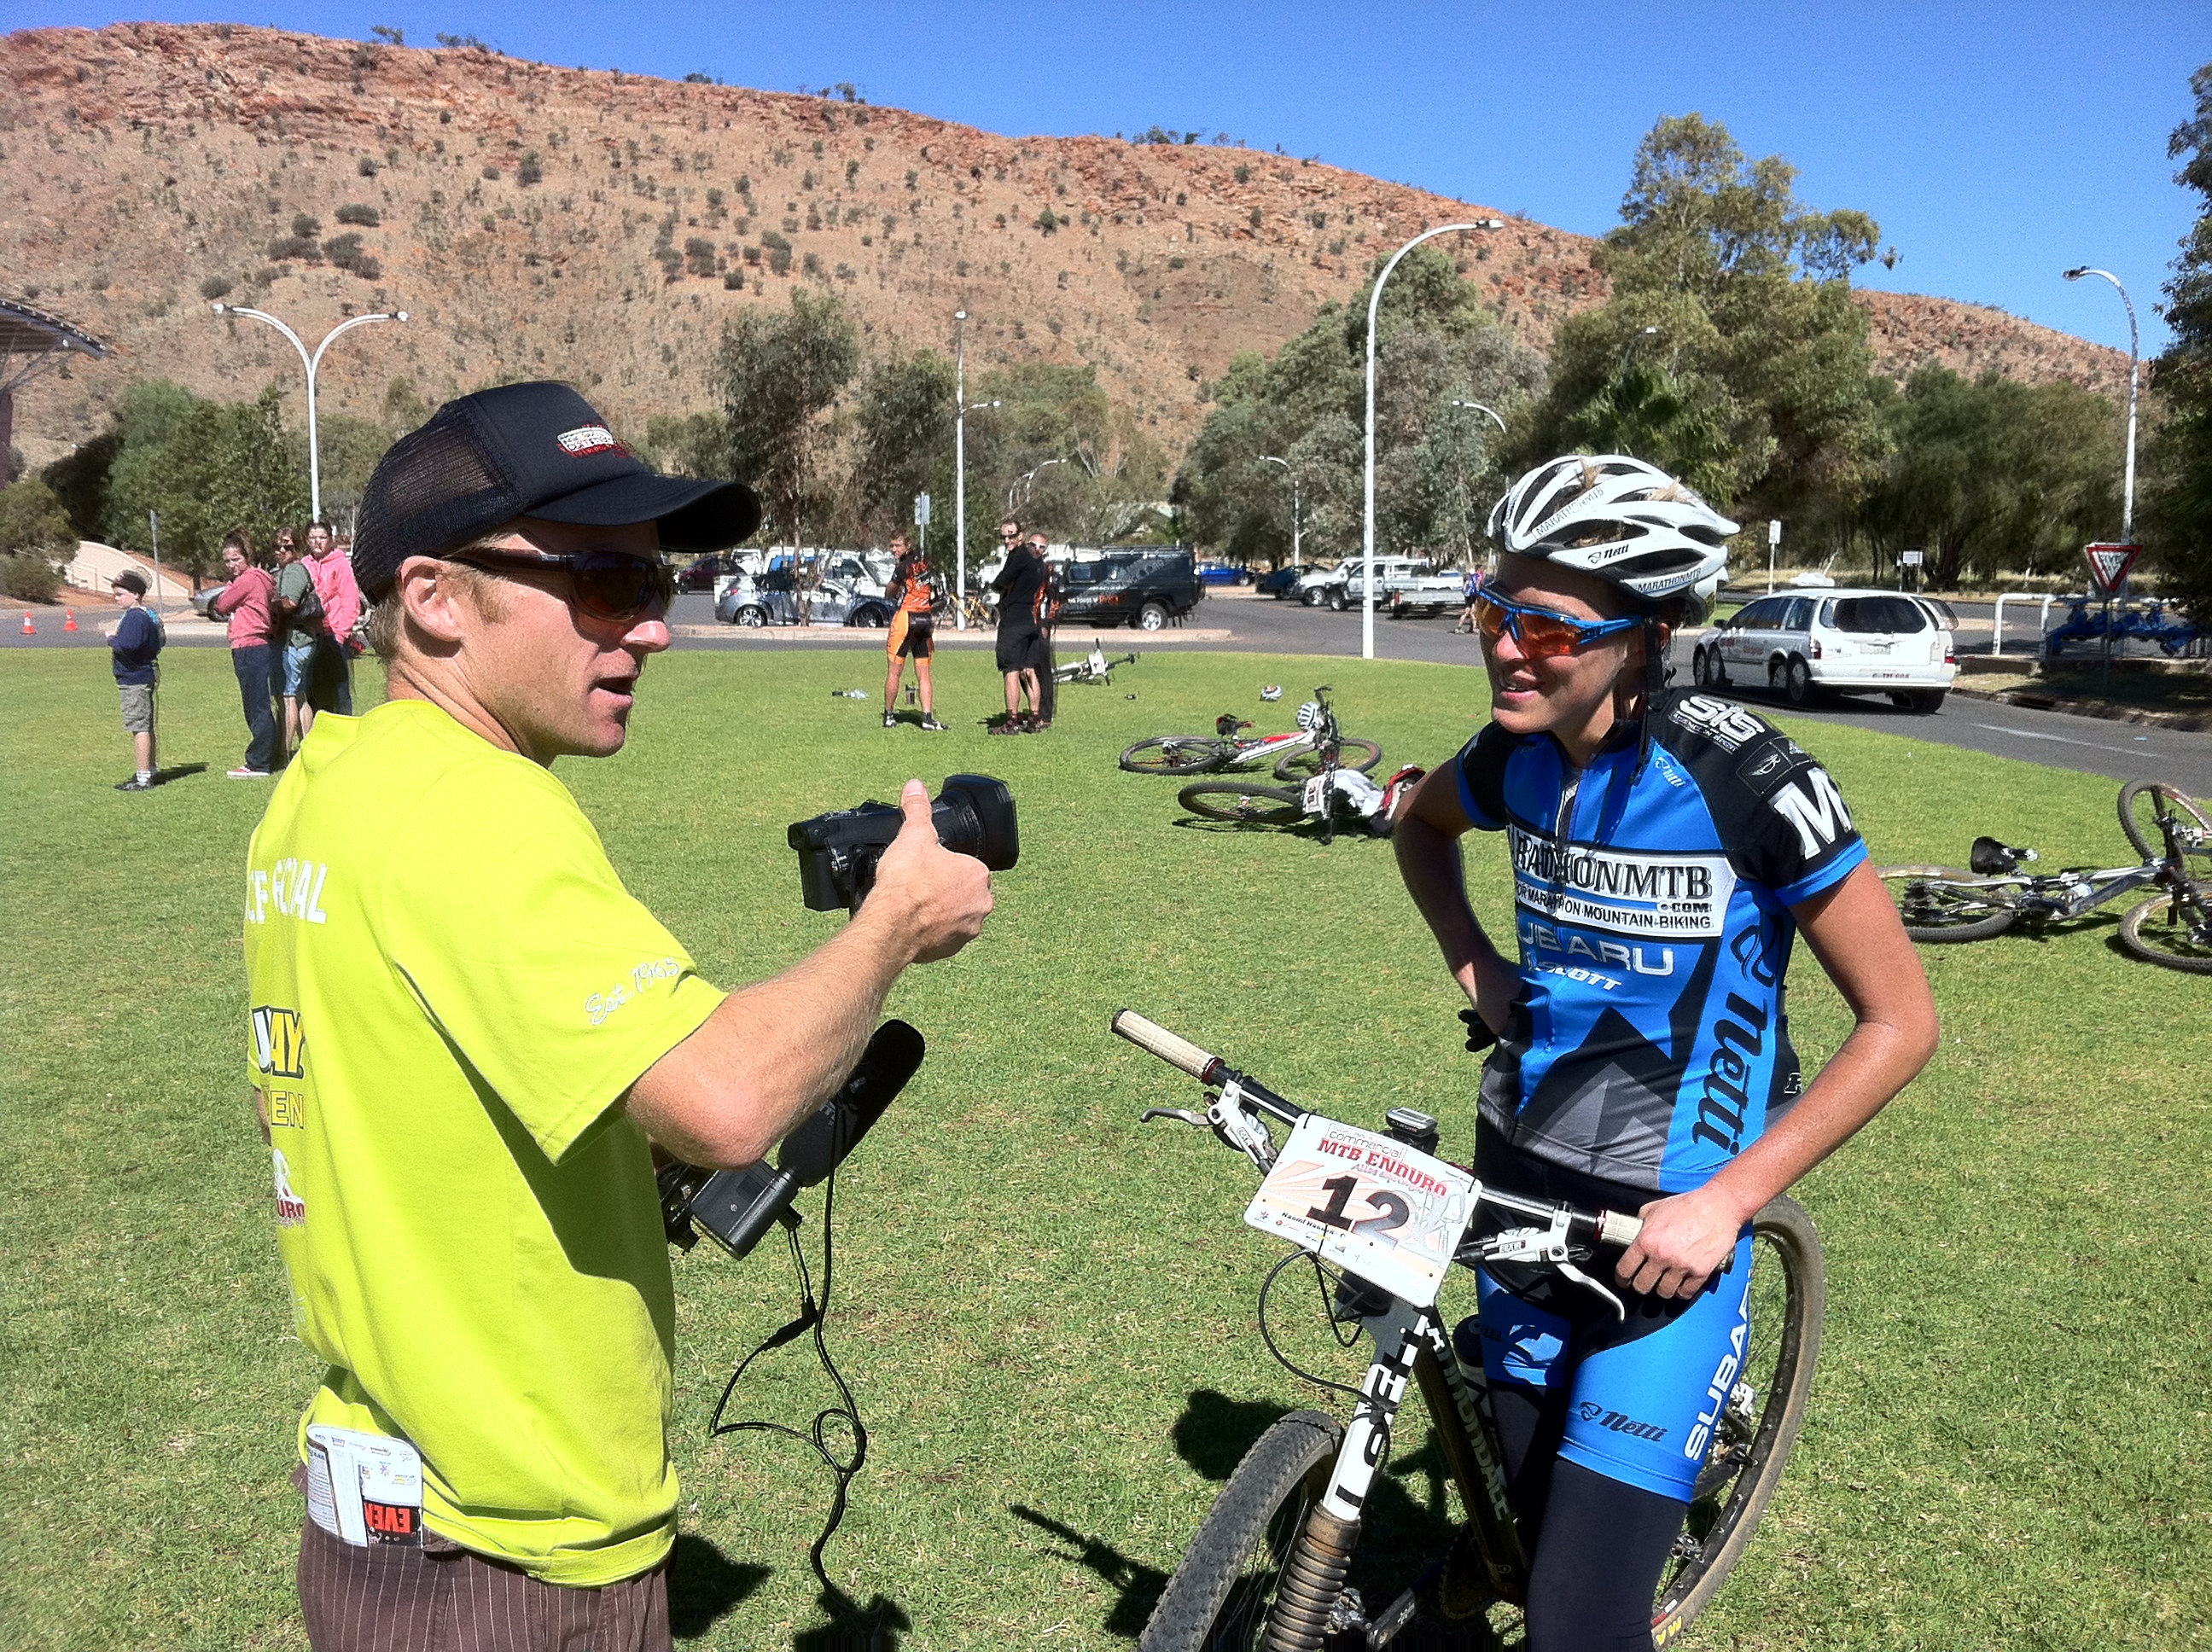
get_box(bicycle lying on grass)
[1121,687,1383,781]
[1177,764,1427,846]
[1877,779,2212,974]
[1055,640,1139,686]
[1112,1011,1824,1652]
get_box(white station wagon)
[1691,589,1958,713]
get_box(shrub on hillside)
[292,213,321,239]
[0,480,78,559]
[324,232,367,270]
[0,554,62,603]
[267,236,319,262]
[199,276,233,300]
[335,203,382,226]
[517,152,543,186]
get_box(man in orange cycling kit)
[883,533,946,730]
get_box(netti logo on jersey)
[1509,829,1736,939]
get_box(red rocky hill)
[0,22,2128,471]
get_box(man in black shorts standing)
[990,518,1047,732]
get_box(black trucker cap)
[352,381,760,600]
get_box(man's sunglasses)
[1471,590,1644,659]
[453,550,675,622]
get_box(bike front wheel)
[1139,1411,1344,1652]
[2117,780,2212,864]
[2118,887,2212,974]
[1876,865,2022,942]
[1179,783,1307,825]
[1272,739,1383,781]
[1651,1195,1826,1643]
[1125,736,1231,776]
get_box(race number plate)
[1244,1114,1476,1307]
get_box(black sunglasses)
[453,550,675,622]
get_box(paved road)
[11,590,2207,793]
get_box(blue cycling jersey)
[1455,689,1866,1195]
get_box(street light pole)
[951,311,1000,630]
[1260,454,1301,567]
[2062,266,2140,542]
[1009,457,1068,513]
[1363,218,1504,659]
[210,303,408,521]
[1447,399,1507,436]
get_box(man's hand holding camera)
[857,780,996,964]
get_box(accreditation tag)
[305,1424,423,1546]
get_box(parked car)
[1299,556,1431,611]
[1692,588,1957,711]
[191,582,229,620]
[715,567,893,628]
[1382,566,1470,618]
[675,552,746,593]
[1195,561,1254,586]
[1256,565,1308,599]
[1053,549,1205,631]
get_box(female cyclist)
[1394,455,1938,1651]
[882,532,946,730]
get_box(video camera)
[787,774,1019,913]
[659,1018,927,1259]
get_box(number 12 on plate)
[1243,1115,1476,1308]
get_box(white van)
[1693,589,1957,712]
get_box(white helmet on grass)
[1487,454,1738,622]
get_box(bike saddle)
[1214,713,1254,736]
[1970,836,2036,875]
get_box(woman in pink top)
[304,520,364,717]
[210,531,281,776]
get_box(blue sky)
[20,1,2209,355]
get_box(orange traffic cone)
[19,611,33,635]
[63,609,78,631]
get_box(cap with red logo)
[352,381,761,600]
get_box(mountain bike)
[1177,765,1427,846]
[1876,779,2212,974]
[1121,687,1383,781]
[1111,1011,1825,1652]
[1055,640,1139,686]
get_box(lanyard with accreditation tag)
[306,1423,424,1547]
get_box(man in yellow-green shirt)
[244,382,996,1651]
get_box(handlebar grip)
[1112,1009,1218,1080]
[1594,1209,1643,1249]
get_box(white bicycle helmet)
[1487,455,1738,622]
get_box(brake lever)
[1464,1210,1627,1322]
[1140,1108,1209,1129]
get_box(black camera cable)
[708,1165,867,1596]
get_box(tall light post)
[1009,457,1068,513]
[211,302,408,521]
[952,310,999,628]
[2062,266,2140,542]
[1260,454,1301,567]
[1447,399,1507,436]
[1363,218,1504,658]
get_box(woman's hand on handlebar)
[1615,1184,1742,1300]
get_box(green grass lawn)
[3,646,2207,1650]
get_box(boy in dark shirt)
[106,569,166,791]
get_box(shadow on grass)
[1169,815,1390,844]
[152,762,210,784]
[792,1580,911,1652]
[668,1533,771,1641]
[1009,1504,1168,1638]
[1002,1391,1481,1644]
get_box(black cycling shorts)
[889,612,934,659]
[995,625,1042,674]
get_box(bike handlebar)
[1111,1009,1221,1083]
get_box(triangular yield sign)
[2084,542,2142,593]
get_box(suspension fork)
[1261,1304,1424,1652]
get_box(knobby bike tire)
[1138,1411,1344,1652]
[1650,1195,1826,1643]
[1125,736,1231,776]
[1875,865,2022,943]
[2117,780,2212,864]
[1272,739,1384,782]
[2117,888,2212,974]
[1179,783,1307,826]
